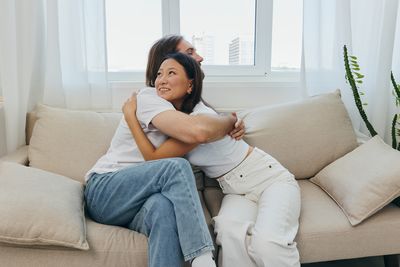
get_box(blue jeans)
[84,158,214,266]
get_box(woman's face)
[176,39,204,64]
[155,58,193,109]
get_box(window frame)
[107,0,299,83]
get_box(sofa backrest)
[28,105,121,183]
[239,89,358,179]
[27,89,358,183]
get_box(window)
[105,0,303,81]
[180,0,256,66]
[105,0,162,71]
[271,0,303,70]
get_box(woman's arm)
[123,94,198,161]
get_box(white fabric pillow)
[0,162,89,250]
[311,136,400,226]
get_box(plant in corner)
[390,72,400,150]
[343,45,378,137]
[344,45,400,206]
[343,45,400,151]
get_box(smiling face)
[155,58,193,109]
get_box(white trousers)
[213,148,301,267]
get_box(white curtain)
[302,0,400,143]
[0,0,110,154]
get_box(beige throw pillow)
[239,89,358,179]
[28,104,121,183]
[311,136,400,226]
[0,162,89,250]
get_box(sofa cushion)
[0,192,215,267]
[296,180,400,263]
[238,90,357,179]
[28,104,121,182]
[0,217,148,267]
[0,162,88,250]
[205,180,400,263]
[310,136,400,226]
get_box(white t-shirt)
[185,102,249,178]
[86,87,249,180]
[85,87,173,181]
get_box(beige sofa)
[1,90,400,267]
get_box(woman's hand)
[229,112,245,140]
[122,92,138,120]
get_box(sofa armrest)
[0,145,29,166]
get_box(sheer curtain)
[44,0,110,109]
[302,0,400,143]
[0,0,110,154]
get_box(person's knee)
[167,158,192,172]
[249,235,299,266]
[145,194,175,222]
[164,158,196,185]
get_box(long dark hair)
[160,53,203,114]
[146,35,183,87]
[146,35,215,112]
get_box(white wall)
[111,80,303,113]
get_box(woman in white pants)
[124,52,301,267]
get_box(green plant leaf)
[353,67,360,71]
[359,91,365,95]
[351,60,358,64]
[363,103,368,106]
[350,56,358,60]
[343,45,377,137]
[354,72,364,79]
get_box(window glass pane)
[271,0,303,70]
[105,0,162,71]
[180,0,256,66]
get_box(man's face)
[176,39,204,64]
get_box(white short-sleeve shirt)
[85,87,173,180]
[185,102,249,178]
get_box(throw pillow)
[239,89,358,179]
[310,136,400,226]
[28,104,121,183]
[0,162,89,250]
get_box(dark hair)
[146,35,183,87]
[146,35,216,113]
[161,53,204,114]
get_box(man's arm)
[124,110,198,161]
[151,110,236,144]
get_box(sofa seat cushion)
[297,180,400,263]
[203,180,400,264]
[0,217,148,267]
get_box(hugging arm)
[151,111,237,144]
[123,94,198,160]
[126,92,238,144]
